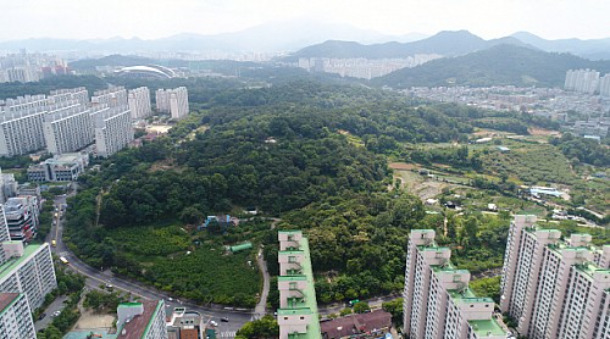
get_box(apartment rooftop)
[117,300,162,339]
[0,243,45,281]
[468,319,506,337]
[0,293,20,315]
[575,263,610,280]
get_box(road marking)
[220,331,236,338]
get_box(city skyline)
[2,0,610,42]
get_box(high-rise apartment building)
[0,293,36,339]
[500,215,610,339]
[43,101,94,154]
[156,87,189,120]
[565,69,601,95]
[0,95,48,157]
[277,230,321,339]
[92,86,128,107]
[116,300,168,339]
[49,87,90,106]
[0,242,57,310]
[599,74,610,98]
[403,229,507,339]
[0,205,10,266]
[90,105,133,157]
[128,87,152,120]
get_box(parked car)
[221,317,229,322]
[210,320,218,327]
[37,313,46,320]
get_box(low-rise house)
[320,310,392,339]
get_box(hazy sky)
[2,0,608,41]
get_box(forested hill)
[284,30,528,60]
[66,80,546,306]
[373,44,610,88]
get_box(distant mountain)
[372,44,610,88]
[0,21,426,55]
[511,32,610,60]
[286,30,530,60]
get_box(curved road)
[49,195,253,337]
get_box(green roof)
[0,244,45,281]
[278,230,302,234]
[230,242,253,252]
[277,236,321,339]
[118,302,143,308]
[278,275,307,282]
[448,287,494,304]
[279,250,304,255]
[468,319,506,337]
[417,246,449,251]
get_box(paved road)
[254,247,270,319]
[48,194,251,336]
[34,295,68,331]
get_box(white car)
[210,320,218,327]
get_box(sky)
[1,0,609,41]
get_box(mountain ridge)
[372,44,610,88]
[285,30,533,60]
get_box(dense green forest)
[62,79,565,307]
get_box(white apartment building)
[600,74,610,98]
[156,87,189,120]
[128,87,152,120]
[0,293,36,339]
[92,86,128,107]
[0,242,57,310]
[90,105,133,157]
[403,229,507,339]
[43,101,94,154]
[49,87,90,106]
[0,206,10,266]
[0,95,48,157]
[565,69,601,95]
[500,215,610,339]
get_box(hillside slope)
[373,44,610,88]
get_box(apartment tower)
[500,215,610,339]
[403,229,507,339]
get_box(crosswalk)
[219,331,236,338]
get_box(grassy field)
[108,223,263,307]
[481,142,577,185]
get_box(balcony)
[289,287,305,298]
[287,296,306,308]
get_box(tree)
[236,315,279,339]
[340,308,353,316]
[382,298,403,327]
[353,301,370,314]
[180,206,204,225]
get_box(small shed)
[230,242,253,253]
